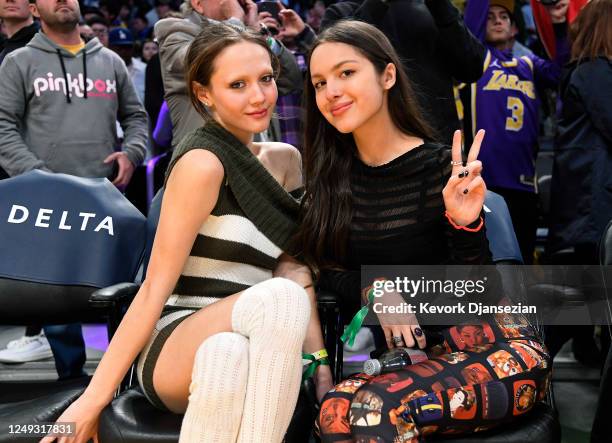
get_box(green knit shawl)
[166,121,300,252]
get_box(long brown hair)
[297,20,436,274]
[570,0,612,62]
[185,23,280,121]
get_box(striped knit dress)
[136,122,300,411]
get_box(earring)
[203,101,210,107]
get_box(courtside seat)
[0,171,146,443]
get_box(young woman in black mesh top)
[298,20,551,442]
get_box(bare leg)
[152,291,241,413]
[151,278,310,442]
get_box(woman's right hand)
[374,289,427,350]
[39,394,105,443]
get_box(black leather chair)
[600,220,612,267]
[98,392,560,443]
[591,219,612,442]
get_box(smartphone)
[257,1,281,21]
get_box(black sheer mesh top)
[347,142,488,267]
[320,143,491,312]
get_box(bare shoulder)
[257,142,302,192]
[258,142,302,172]
[258,142,301,161]
[167,149,225,190]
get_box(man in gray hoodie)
[0,0,147,380]
[0,0,147,186]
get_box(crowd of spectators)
[0,0,610,440]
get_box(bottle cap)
[363,358,381,376]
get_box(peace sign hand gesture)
[442,129,486,227]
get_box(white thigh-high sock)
[232,277,311,443]
[179,332,249,443]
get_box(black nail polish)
[463,189,469,194]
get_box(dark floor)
[553,348,601,443]
[0,325,604,443]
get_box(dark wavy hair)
[297,20,436,275]
[185,23,280,121]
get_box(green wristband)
[341,288,375,347]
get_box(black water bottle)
[363,348,428,375]
[363,330,445,375]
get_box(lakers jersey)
[471,48,541,192]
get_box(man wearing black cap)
[109,27,146,103]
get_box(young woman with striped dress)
[42,23,333,443]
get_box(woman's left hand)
[314,364,334,404]
[442,129,486,226]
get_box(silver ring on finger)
[392,336,404,346]
[450,160,463,166]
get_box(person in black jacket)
[320,0,486,144]
[0,0,38,66]
[546,0,612,402]
[549,0,612,262]
[551,4,612,440]
[0,0,38,182]
[144,52,166,153]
